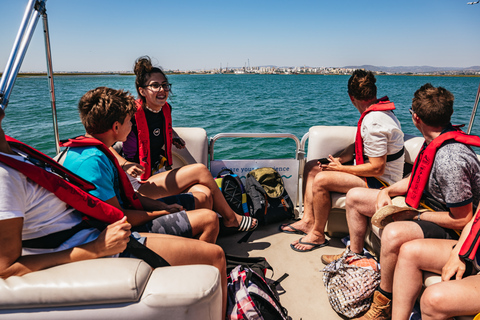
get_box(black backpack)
[245,167,294,225]
[226,254,290,320]
[214,168,249,216]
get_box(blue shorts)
[159,193,195,211]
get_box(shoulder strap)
[134,100,152,180]
[0,139,124,224]
[60,136,143,210]
[355,97,396,165]
[406,129,480,208]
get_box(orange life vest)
[135,99,173,180]
[354,96,396,165]
[60,136,143,210]
[0,135,124,224]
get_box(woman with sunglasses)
[115,56,257,234]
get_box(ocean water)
[3,74,480,159]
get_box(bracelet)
[121,160,128,168]
[417,212,421,221]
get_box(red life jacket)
[460,212,480,263]
[354,96,396,165]
[135,99,173,180]
[0,135,124,224]
[405,129,480,209]
[60,136,143,210]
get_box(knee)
[381,224,409,252]
[420,286,450,318]
[211,244,226,270]
[196,188,213,208]
[345,188,364,211]
[191,163,210,177]
[312,172,328,190]
[398,241,423,265]
[204,209,220,230]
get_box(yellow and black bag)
[245,167,294,225]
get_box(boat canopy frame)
[0,0,60,154]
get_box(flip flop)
[238,215,257,232]
[290,237,329,252]
[219,216,258,236]
[278,223,307,235]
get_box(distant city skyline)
[0,0,479,73]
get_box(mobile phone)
[172,137,185,147]
[318,158,329,165]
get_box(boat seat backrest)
[86,127,208,169]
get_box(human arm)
[0,216,131,279]
[109,146,145,177]
[375,177,410,210]
[441,208,479,281]
[103,195,180,227]
[321,154,386,177]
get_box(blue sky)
[0,0,479,72]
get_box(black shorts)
[365,177,389,189]
[413,220,460,240]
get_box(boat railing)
[0,0,60,154]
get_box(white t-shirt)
[0,151,100,255]
[361,110,404,185]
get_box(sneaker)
[321,250,346,264]
[353,290,392,320]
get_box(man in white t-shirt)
[280,70,404,252]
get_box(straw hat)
[371,196,429,229]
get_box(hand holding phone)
[317,158,330,165]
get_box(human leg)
[144,209,219,243]
[139,164,256,230]
[141,233,227,317]
[185,209,219,243]
[321,187,380,264]
[392,239,456,320]
[280,160,321,234]
[291,171,366,251]
[378,221,425,293]
[421,274,480,320]
[346,187,381,254]
[182,184,213,210]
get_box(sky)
[0,0,479,72]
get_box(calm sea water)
[4,74,480,159]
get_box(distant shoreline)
[1,72,479,78]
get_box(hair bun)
[134,56,153,76]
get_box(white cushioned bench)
[0,258,222,319]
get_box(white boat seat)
[0,258,222,319]
[106,127,208,169]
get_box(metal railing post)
[0,0,44,110]
[467,81,480,135]
[41,4,60,154]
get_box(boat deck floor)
[216,221,347,320]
